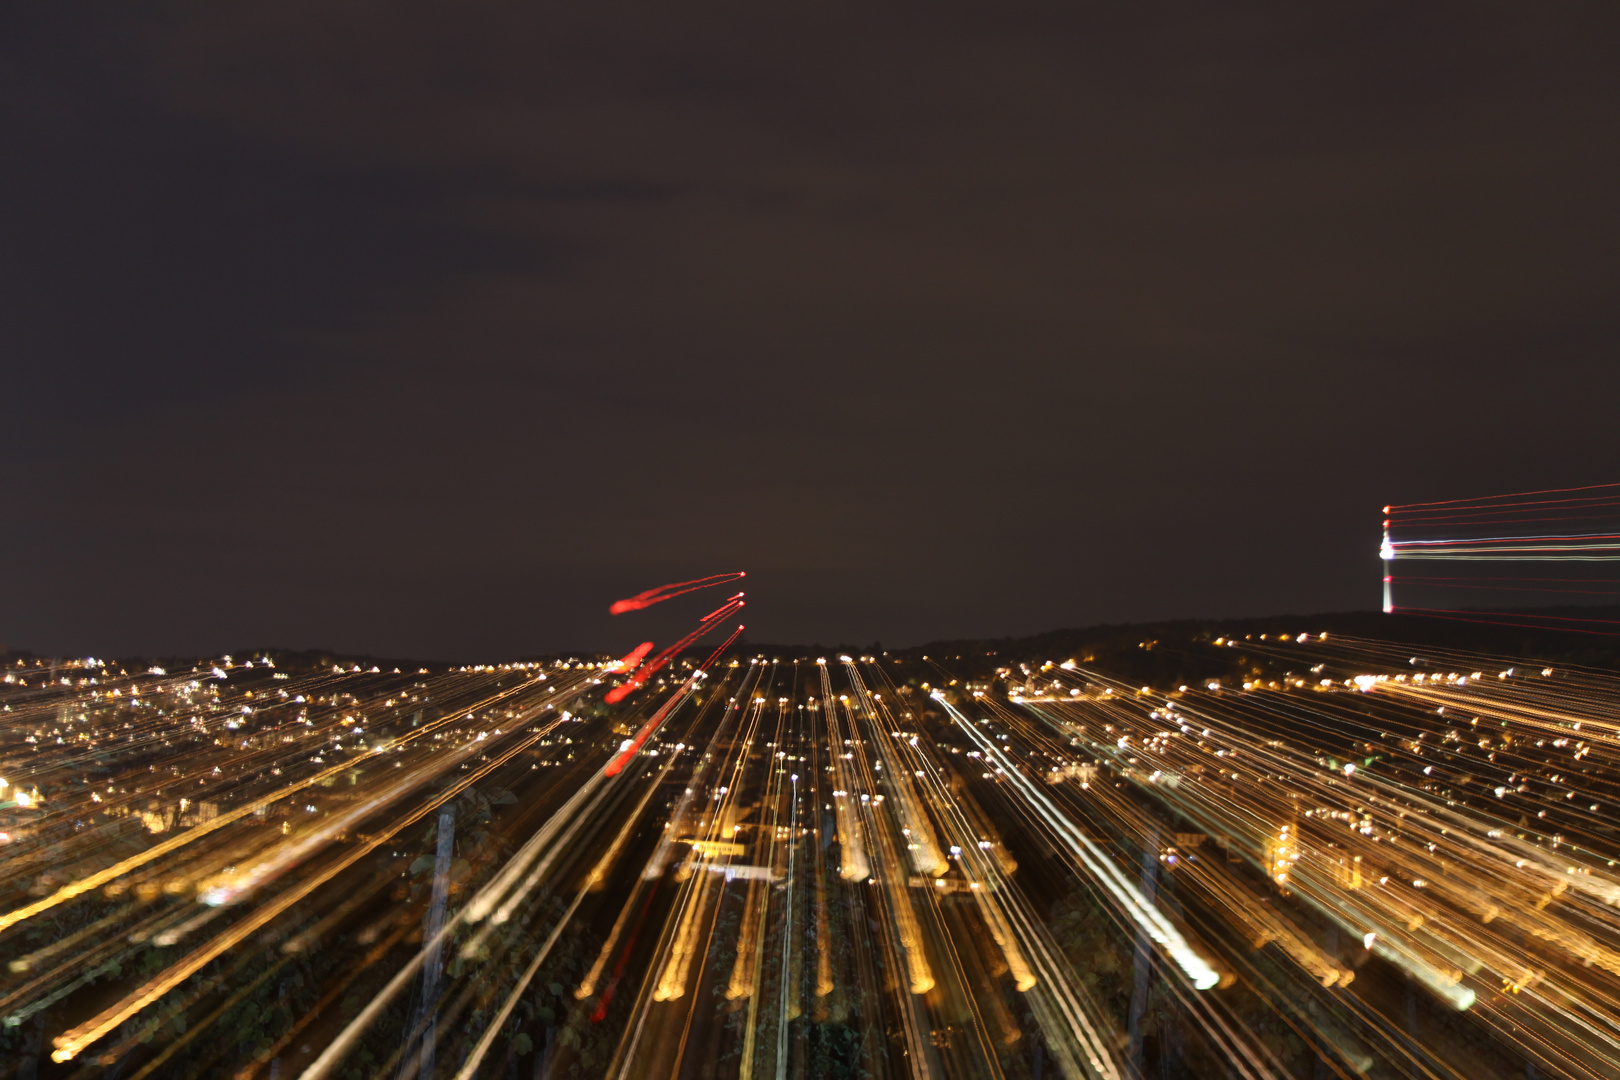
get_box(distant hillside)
[27,607,1618,687]
[894,608,1620,690]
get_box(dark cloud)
[4,2,1618,659]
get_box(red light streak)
[603,597,744,704]
[1389,481,1620,511]
[608,572,745,615]
[604,623,744,772]
[613,641,654,676]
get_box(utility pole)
[1126,825,1160,1076]
[400,802,456,1080]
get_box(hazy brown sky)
[5,3,1619,658]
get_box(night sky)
[6,4,1619,660]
